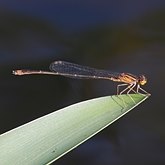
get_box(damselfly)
[13,61,149,96]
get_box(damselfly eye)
[139,75,147,85]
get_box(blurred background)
[0,0,165,164]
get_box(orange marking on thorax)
[119,73,137,84]
[110,73,137,84]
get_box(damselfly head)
[139,75,147,85]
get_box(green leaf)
[0,94,149,165]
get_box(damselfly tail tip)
[12,70,25,75]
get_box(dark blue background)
[0,1,165,164]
